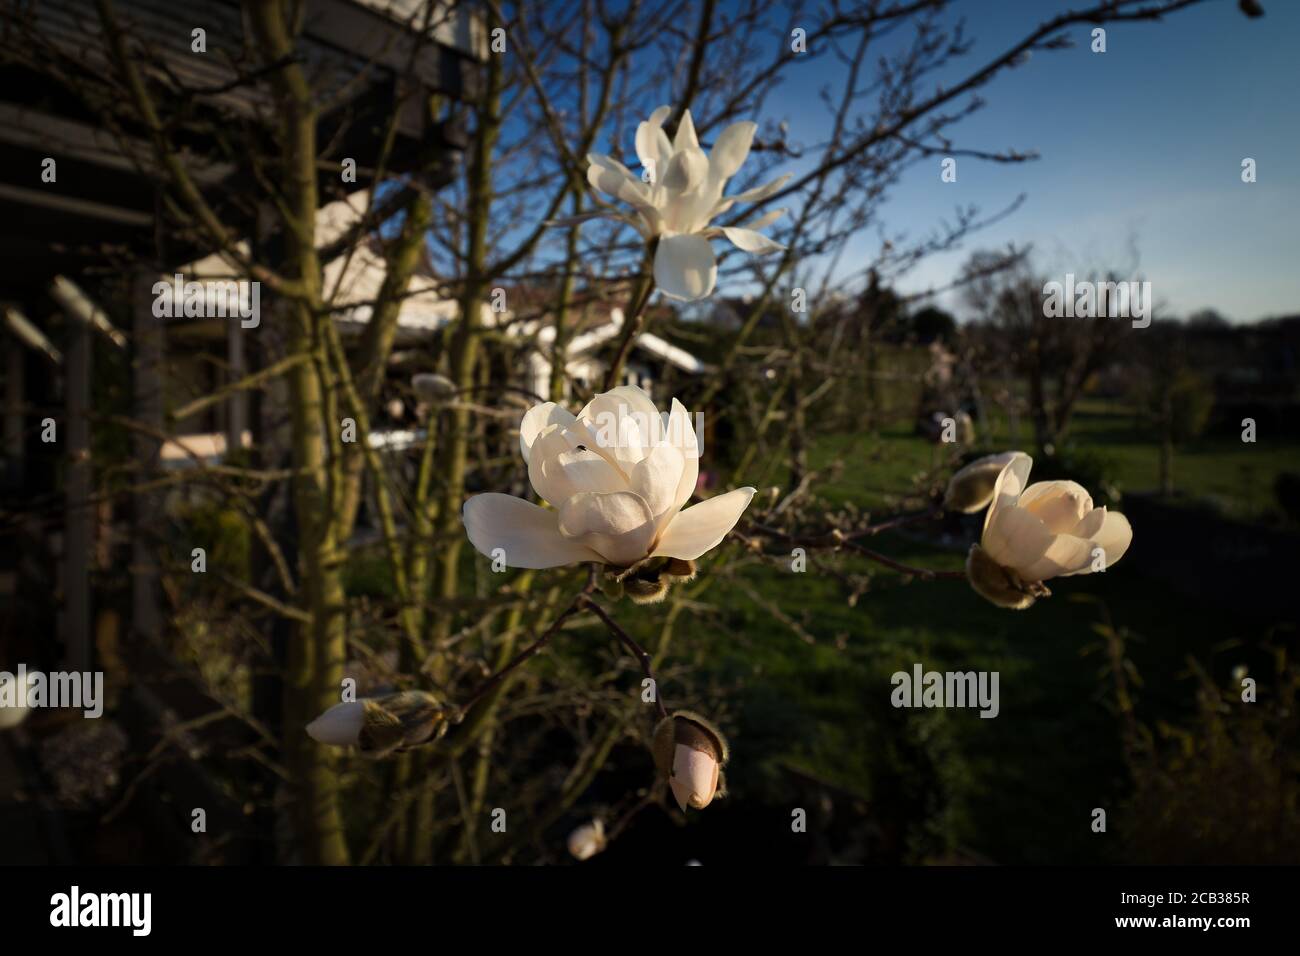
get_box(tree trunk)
[248,0,349,866]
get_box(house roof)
[164,191,705,372]
[0,0,480,299]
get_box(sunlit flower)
[463,385,755,572]
[582,106,788,301]
[567,819,607,860]
[943,450,1029,513]
[967,455,1132,609]
[652,711,729,812]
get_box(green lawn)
[654,400,1298,863]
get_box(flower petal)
[673,109,700,152]
[982,504,1056,578]
[662,146,709,195]
[720,226,784,254]
[654,233,717,301]
[944,450,1029,514]
[667,398,700,515]
[653,486,755,560]
[726,173,790,204]
[630,441,685,518]
[556,448,629,496]
[557,490,657,567]
[528,425,580,503]
[740,208,786,231]
[520,401,577,464]
[982,454,1034,538]
[636,116,672,171]
[578,385,659,470]
[587,154,651,206]
[1063,509,1132,575]
[463,493,603,568]
[709,120,757,179]
[1071,506,1108,541]
[579,383,661,427]
[1019,480,1093,533]
[1018,531,1096,582]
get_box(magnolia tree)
[5,0,1202,865]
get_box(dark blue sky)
[760,0,1298,321]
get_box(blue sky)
[761,0,1299,322]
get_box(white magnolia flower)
[943,450,1029,513]
[967,455,1133,609]
[463,385,755,570]
[582,105,789,301]
[567,819,607,861]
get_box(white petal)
[673,109,699,152]
[587,154,651,206]
[1018,531,1096,582]
[559,418,631,481]
[463,493,603,568]
[740,208,786,231]
[670,172,726,234]
[662,146,709,195]
[654,233,717,301]
[1019,480,1093,534]
[527,425,580,503]
[636,119,670,171]
[726,173,790,204]
[630,441,685,518]
[520,402,576,464]
[556,448,629,496]
[557,490,657,567]
[667,398,699,515]
[981,504,1056,578]
[579,384,662,429]
[1082,510,1132,573]
[944,450,1029,514]
[982,454,1034,538]
[653,486,755,559]
[1071,506,1108,541]
[578,386,658,471]
[720,227,784,254]
[306,702,364,747]
[709,121,757,179]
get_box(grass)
[656,399,1299,863]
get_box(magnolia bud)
[943,451,1028,514]
[652,711,729,812]
[306,690,446,757]
[965,544,1049,610]
[567,819,607,861]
